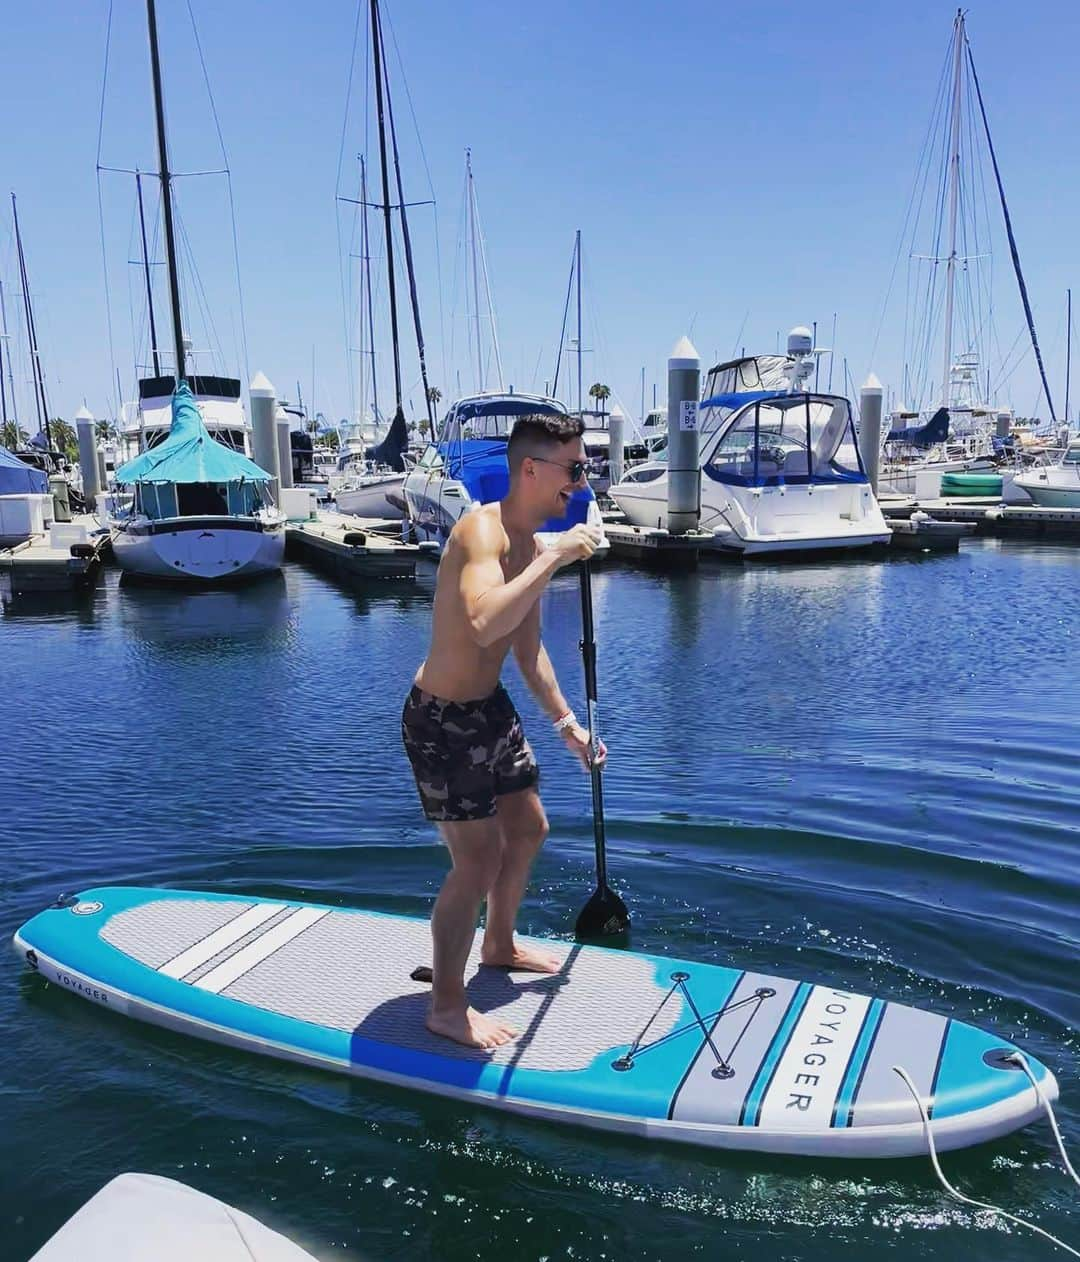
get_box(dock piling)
[859,375,883,494]
[666,336,701,536]
[608,406,625,487]
[75,405,101,503]
[249,372,281,499]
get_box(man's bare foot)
[480,940,563,974]
[426,1004,517,1049]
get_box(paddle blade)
[575,884,630,942]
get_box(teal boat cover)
[115,383,271,485]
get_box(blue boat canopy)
[115,383,272,485]
[0,446,48,494]
[699,390,784,410]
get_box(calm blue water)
[2,540,1078,1260]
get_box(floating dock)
[285,510,427,580]
[0,517,112,595]
[601,520,715,567]
[881,498,1080,541]
[886,516,976,552]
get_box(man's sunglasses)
[531,456,587,483]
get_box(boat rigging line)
[146,0,186,381]
[135,171,162,378]
[374,0,435,430]
[11,194,51,449]
[965,37,1056,423]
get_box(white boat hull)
[1010,482,1080,508]
[610,477,890,556]
[334,475,405,519]
[111,515,285,582]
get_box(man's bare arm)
[512,604,570,719]
[458,514,562,648]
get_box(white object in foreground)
[30,1172,321,1262]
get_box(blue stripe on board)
[832,997,885,1128]
[739,982,812,1127]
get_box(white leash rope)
[1007,1052,1080,1189]
[892,1064,1080,1257]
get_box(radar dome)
[787,326,813,357]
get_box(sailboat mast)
[135,170,162,377]
[1067,289,1073,426]
[940,9,964,410]
[11,194,51,447]
[145,0,186,383]
[575,229,582,415]
[0,280,9,429]
[466,150,484,391]
[369,0,402,410]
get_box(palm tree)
[2,420,28,451]
[95,419,117,442]
[426,385,442,410]
[588,382,611,419]
[48,418,78,461]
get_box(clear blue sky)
[1,1,1077,431]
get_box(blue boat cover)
[437,438,592,531]
[115,383,272,486]
[699,390,783,410]
[887,406,950,448]
[0,446,48,494]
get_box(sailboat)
[110,0,284,583]
[881,10,1055,497]
[334,152,407,521]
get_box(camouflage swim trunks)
[401,683,540,822]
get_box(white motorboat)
[111,383,285,583]
[118,373,251,464]
[402,391,604,549]
[609,340,889,556]
[1012,438,1080,506]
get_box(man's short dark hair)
[507,412,584,474]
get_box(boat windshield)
[1063,443,1080,465]
[438,398,565,444]
[705,396,864,485]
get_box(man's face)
[528,438,588,518]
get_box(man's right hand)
[550,524,602,568]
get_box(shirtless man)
[401,412,603,1049]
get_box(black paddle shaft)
[574,561,629,939]
[578,561,608,888]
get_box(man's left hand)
[561,723,607,772]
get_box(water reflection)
[116,571,293,656]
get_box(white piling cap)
[668,336,700,370]
[74,403,94,422]
[609,405,625,419]
[861,373,883,396]
[249,371,276,398]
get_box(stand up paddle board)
[14,887,1058,1158]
